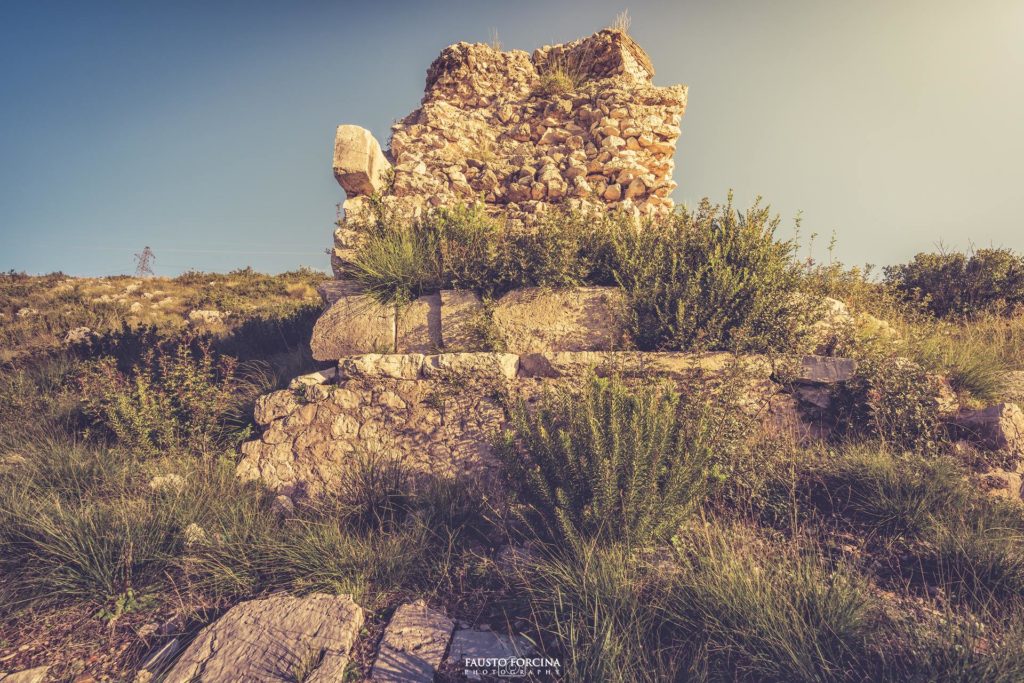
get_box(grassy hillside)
[2,206,1024,681]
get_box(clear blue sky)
[2,0,1022,277]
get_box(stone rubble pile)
[235,350,848,498]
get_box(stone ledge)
[329,351,792,382]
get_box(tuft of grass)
[917,510,1024,614]
[667,524,880,682]
[912,327,1010,402]
[609,10,632,33]
[813,448,969,541]
[516,524,883,682]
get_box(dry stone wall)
[237,351,850,498]
[330,28,687,277]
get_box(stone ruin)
[330,28,687,278]
[234,29,1024,504]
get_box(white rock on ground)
[371,600,454,682]
[0,666,50,683]
[954,402,1024,453]
[163,593,363,683]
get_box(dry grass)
[0,268,325,363]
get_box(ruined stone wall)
[330,29,687,277]
[236,352,855,499]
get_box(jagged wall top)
[332,29,687,274]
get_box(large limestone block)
[372,600,454,682]
[794,356,857,384]
[311,294,395,360]
[311,293,440,360]
[338,353,425,380]
[163,593,363,683]
[440,289,486,351]
[333,124,390,197]
[0,667,50,683]
[423,352,520,380]
[491,287,627,354]
[398,292,442,353]
[954,403,1024,453]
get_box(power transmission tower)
[134,246,155,277]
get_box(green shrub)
[613,194,810,352]
[885,248,1024,318]
[348,195,813,353]
[496,375,722,550]
[77,335,258,456]
[835,357,946,452]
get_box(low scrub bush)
[613,194,812,352]
[348,195,813,353]
[77,334,260,457]
[835,357,946,452]
[885,248,1024,318]
[496,374,746,550]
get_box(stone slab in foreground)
[163,593,363,683]
[371,600,454,683]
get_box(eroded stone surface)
[518,350,771,380]
[333,124,391,197]
[338,353,426,380]
[371,600,454,683]
[439,290,486,351]
[794,356,857,384]
[311,294,395,361]
[237,352,810,497]
[163,593,363,683]
[329,29,687,277]
[423,352,520,380]
[491,287,627,354]
[954,403,1024,453]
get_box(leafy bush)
[613,194,810,352]
[885,248,1024,318]
[77,335,258,456]
[349,196,812,353]
[496,375,727,550]
[835,357,946,452]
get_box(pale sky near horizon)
[1,0,1022,277]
